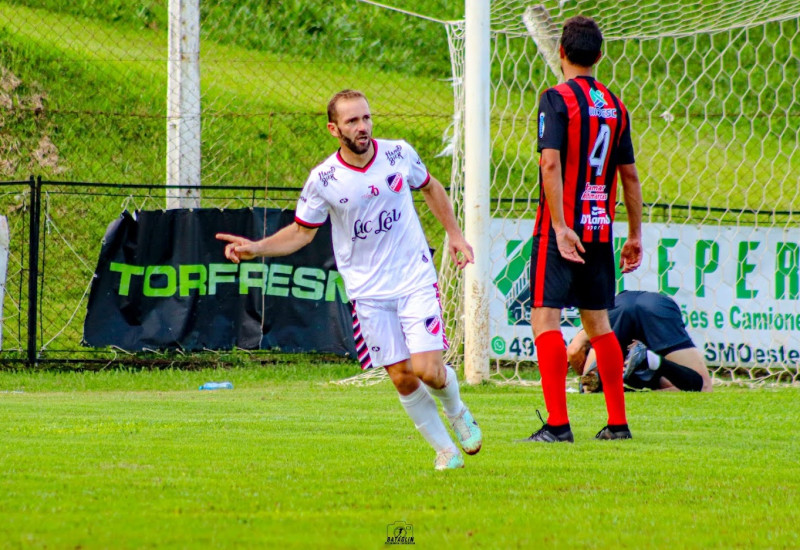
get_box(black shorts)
[529,232,615,310]
[609,291,696,354]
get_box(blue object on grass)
[199,381,233,391]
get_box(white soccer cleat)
[448,405,483,455]
[434,448,465,471]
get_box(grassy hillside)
[0,2,456,187]
[3,0,799,212]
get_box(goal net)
[442,0,800,386]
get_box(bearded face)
[329,97,373,157]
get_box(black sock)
[548,423,572,435]
[654,359,704,391]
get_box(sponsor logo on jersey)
[386,173,404,193]
[352,209,402,241]
[425,315,441,335]
[361,185,380,200]
[385,145,405,166]
[580,205,611,228]
[588,89,617,118]
[319,166,337,186]
[300,195,308,203]
[580,184,608,201]
[538,113,545,138]
[590,88,607,109]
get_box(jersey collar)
[336,139,378,173]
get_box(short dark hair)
[327,89,368,122]
[561,16,603,68]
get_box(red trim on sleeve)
[294,217,325,228]
[414,172,432,189]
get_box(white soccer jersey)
[294,138,437,300]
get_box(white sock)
[398,384,456,453]
[646,350,661,370]
[427,364,464,418]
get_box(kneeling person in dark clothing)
[567,291,712,392]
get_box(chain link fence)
[0,1,464,364]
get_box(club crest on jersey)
[385,145,405,166]
[386,173,404,193]
[425,316,442,335]
[318,166,338,187]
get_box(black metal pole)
[26,175,40,366]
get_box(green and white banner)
[490,219,800,366]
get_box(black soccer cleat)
[623,341,649,381]
[595,425,633,440]
[518,410,574,443]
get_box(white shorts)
[352,283,449,369]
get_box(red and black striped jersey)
[534,76,635,243]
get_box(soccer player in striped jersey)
[522,16,644,442]
[217,90,482,470]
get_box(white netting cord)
[440,21,467,368]
[490,0,800,40]
[446,1,800,386]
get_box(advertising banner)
[84,208,356,357]
[490,219,800,366]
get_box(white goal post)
[444,0,800,385]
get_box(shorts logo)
[339,197,349,203]
[371,346,381,352]
[425,316,441,335]
[386,173,404,193]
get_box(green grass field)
[2,364,799,549]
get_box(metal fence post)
[27,175,41,366]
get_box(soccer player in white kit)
[217,90,482,470]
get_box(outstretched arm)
[419,176,474,269]
[216,222,318,263]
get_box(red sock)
[591,332,627,425]
[534,330,569,426]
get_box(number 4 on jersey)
[589,124,611,176]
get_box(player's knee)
[390,372,421,395]
[419,368,446,390]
